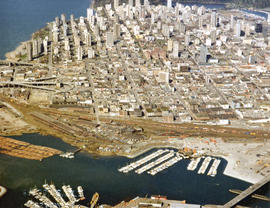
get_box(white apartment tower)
[173,41,179,58]
[235,20,241,37]
[167,0,172,8]
[135,0,141,7]
[106,31,114,48]
[114,0,119,10]
[211,12,216,28]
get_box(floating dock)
[27,184,87,208]
[119,149,184,176]
[24,200,42,208]
[29,188,57,208]
[207,159,221,177]
[148,155,182,175]
[135,151,175,174]
[187,157,201,171]
[198,157,212,174]
[118,149,169,173]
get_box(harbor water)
[0,134,269,208]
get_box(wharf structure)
[25,184,88,208]
[119,149,222,177]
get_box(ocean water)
[0,0,91,60]
[0,134,269,208]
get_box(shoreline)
[4,131,264,185]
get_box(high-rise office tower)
[144,0,149,6]
[167,0,172,8]
[211,12,216,28]
[114,0,119,10]
[27,42,32,61]
[106,31,114,48]
[199,45,207,64]
[185,33,190,46]
[61,14,66,25]
[135,0,141,7]
[235,20,241,37]
[113,23,121,41]
[231,15,234,30]
[77,46,83,61]
[173,41,179,58]
[167,39,173,52]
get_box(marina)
[148,155,183,176]
[25,184,87,208]
[118,149,183,175]
[198,157,212,175]
[118,149,169,173]
[187,157,201,171]
[29,188,57,208]
[207,159,221,177]
[24,200,42,208]
[135,150,176,174]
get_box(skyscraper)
[106,31,114,48]
[235,20,241,37]
[135,0,141,7]
[230,15,234,30]
[77,46,83,61]
[27,42,32,61]
[167,0,172,8]
[167,39,173,52]
[114,0,119,10]
[144,0,149,6]
[113,23,121,41]
[199,45,207,64]
[173,41,179,58]
[268,13,270,23]
[185,33,190,46]
[211,12,216,28]
[129,0,133,7]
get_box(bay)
[0,133,269,208]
